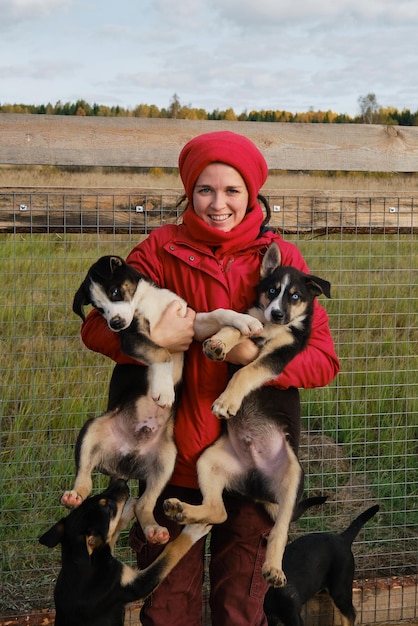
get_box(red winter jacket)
[81,210,340,489]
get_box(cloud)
[2,0,71,17]
[0,0,416,116]
[212,0,418,25]
[0,0,72,33]
[0,58,78,81]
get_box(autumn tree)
[168,93,182,119]
[358,93,381,124]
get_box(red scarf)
[182,204,265,256]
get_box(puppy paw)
[203,338,227,361]
[231,314,263,336]
[143,523,170,545]
[61,490,83,509]
[262,563,287,588]
[153,394,174,409]
[163,498,187,522]
[211,393,239,419]
[151,384,175,408]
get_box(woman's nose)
[210,192,225,209]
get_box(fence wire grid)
[1,190,417,623]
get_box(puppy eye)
[291,293,300,301]
[110,288,121,300]
[269,288,276,296]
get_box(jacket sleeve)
[80,309,138,364]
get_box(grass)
[2,164,418,192]
[0,225,417,614]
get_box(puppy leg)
[149,361,176,408]
[203,326,246,361]
[328,582,356,626]
[61,417,106,508]
[194,309,263,342]
[212,362,276,418]
[107,497,139,553]
[120,523,212,601]
[164,435,241,524]
[135,440,177,544]
[212,329,296,418]
[263,448,303,587]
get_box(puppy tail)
[292,495,328,521]
[340,504,380,545]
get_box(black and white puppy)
[264,504,380,626]
[40,479,211,626]
[164,243,331,587]
[63,255,187,545]
[63,255,263,545]
[73,255,188,408]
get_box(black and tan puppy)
[62,255,187,545]
[264,505,380,626]
[63,255,262,544]
[40,479,211,626]
[164,243,331,587]
[206,242,331,419]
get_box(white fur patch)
[264,273,290,322]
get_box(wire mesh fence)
[1,189,417,623]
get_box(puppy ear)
[261,243,282,278]
[39,520,65,548]
[306,275,331,299]
[109,256,124,273]
[73,280,91,321]
[93,255,124,281]
[86,532,105,555]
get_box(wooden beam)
[2,115,418,172]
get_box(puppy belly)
[227,419,288,474]
[109,399,173,449]
[95,404,174,480]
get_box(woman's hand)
[225,338,259,365]
[151,301,196,352]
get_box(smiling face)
[192,163,250,232]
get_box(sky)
[1,0,417,118]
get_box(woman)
[81,131,340,625]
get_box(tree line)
[1,93,417,126]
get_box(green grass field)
[1,230,417,614]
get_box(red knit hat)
[178,131,268,208]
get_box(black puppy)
[39,479,211,626]
[264,504,380,626]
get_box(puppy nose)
[271,310,285,323]
[109,317,124,330]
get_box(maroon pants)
[129,488,273,626]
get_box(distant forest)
[1,93,417,125]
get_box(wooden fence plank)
[2,115,418,172]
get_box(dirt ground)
[1,613,416,626]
